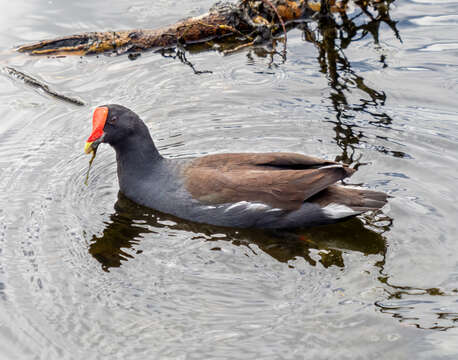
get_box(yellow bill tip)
[84,141,94,154]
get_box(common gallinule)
[84,105,387,228]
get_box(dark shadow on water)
[89,192,388,272]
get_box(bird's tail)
[310,184,388,213]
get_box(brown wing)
[183,153,355,210]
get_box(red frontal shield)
[87,107,108,142]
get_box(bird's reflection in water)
[89,192,389,272]
[88,194,456,331]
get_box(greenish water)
[0,1,457,359]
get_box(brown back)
[184,153,355,210]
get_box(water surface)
[0,0,457,359]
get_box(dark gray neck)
[113,132,163,189]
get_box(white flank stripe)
[224,201,270,213]
[201,205,217,210]
[323,203,358,219]
[340,184,364,190]
[320,164,343,169]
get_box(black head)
[101,104,148,146]
[85,104,154,154]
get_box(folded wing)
[184,152,355,210]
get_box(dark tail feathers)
[310,185,388,213]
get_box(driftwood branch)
[3,66,85,105]
[17,0,312,56]
[9,0,399,110]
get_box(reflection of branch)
[355,0,402,44]
[89,192,389,272]
[300,1,403,164]
[374,254,458,331]
[158,46,213,75]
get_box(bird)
[84,104,388,229]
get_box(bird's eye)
[108,116,117,125]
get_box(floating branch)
[11,0,396,107]
[17,0,313,56]
[3,66,85,106]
